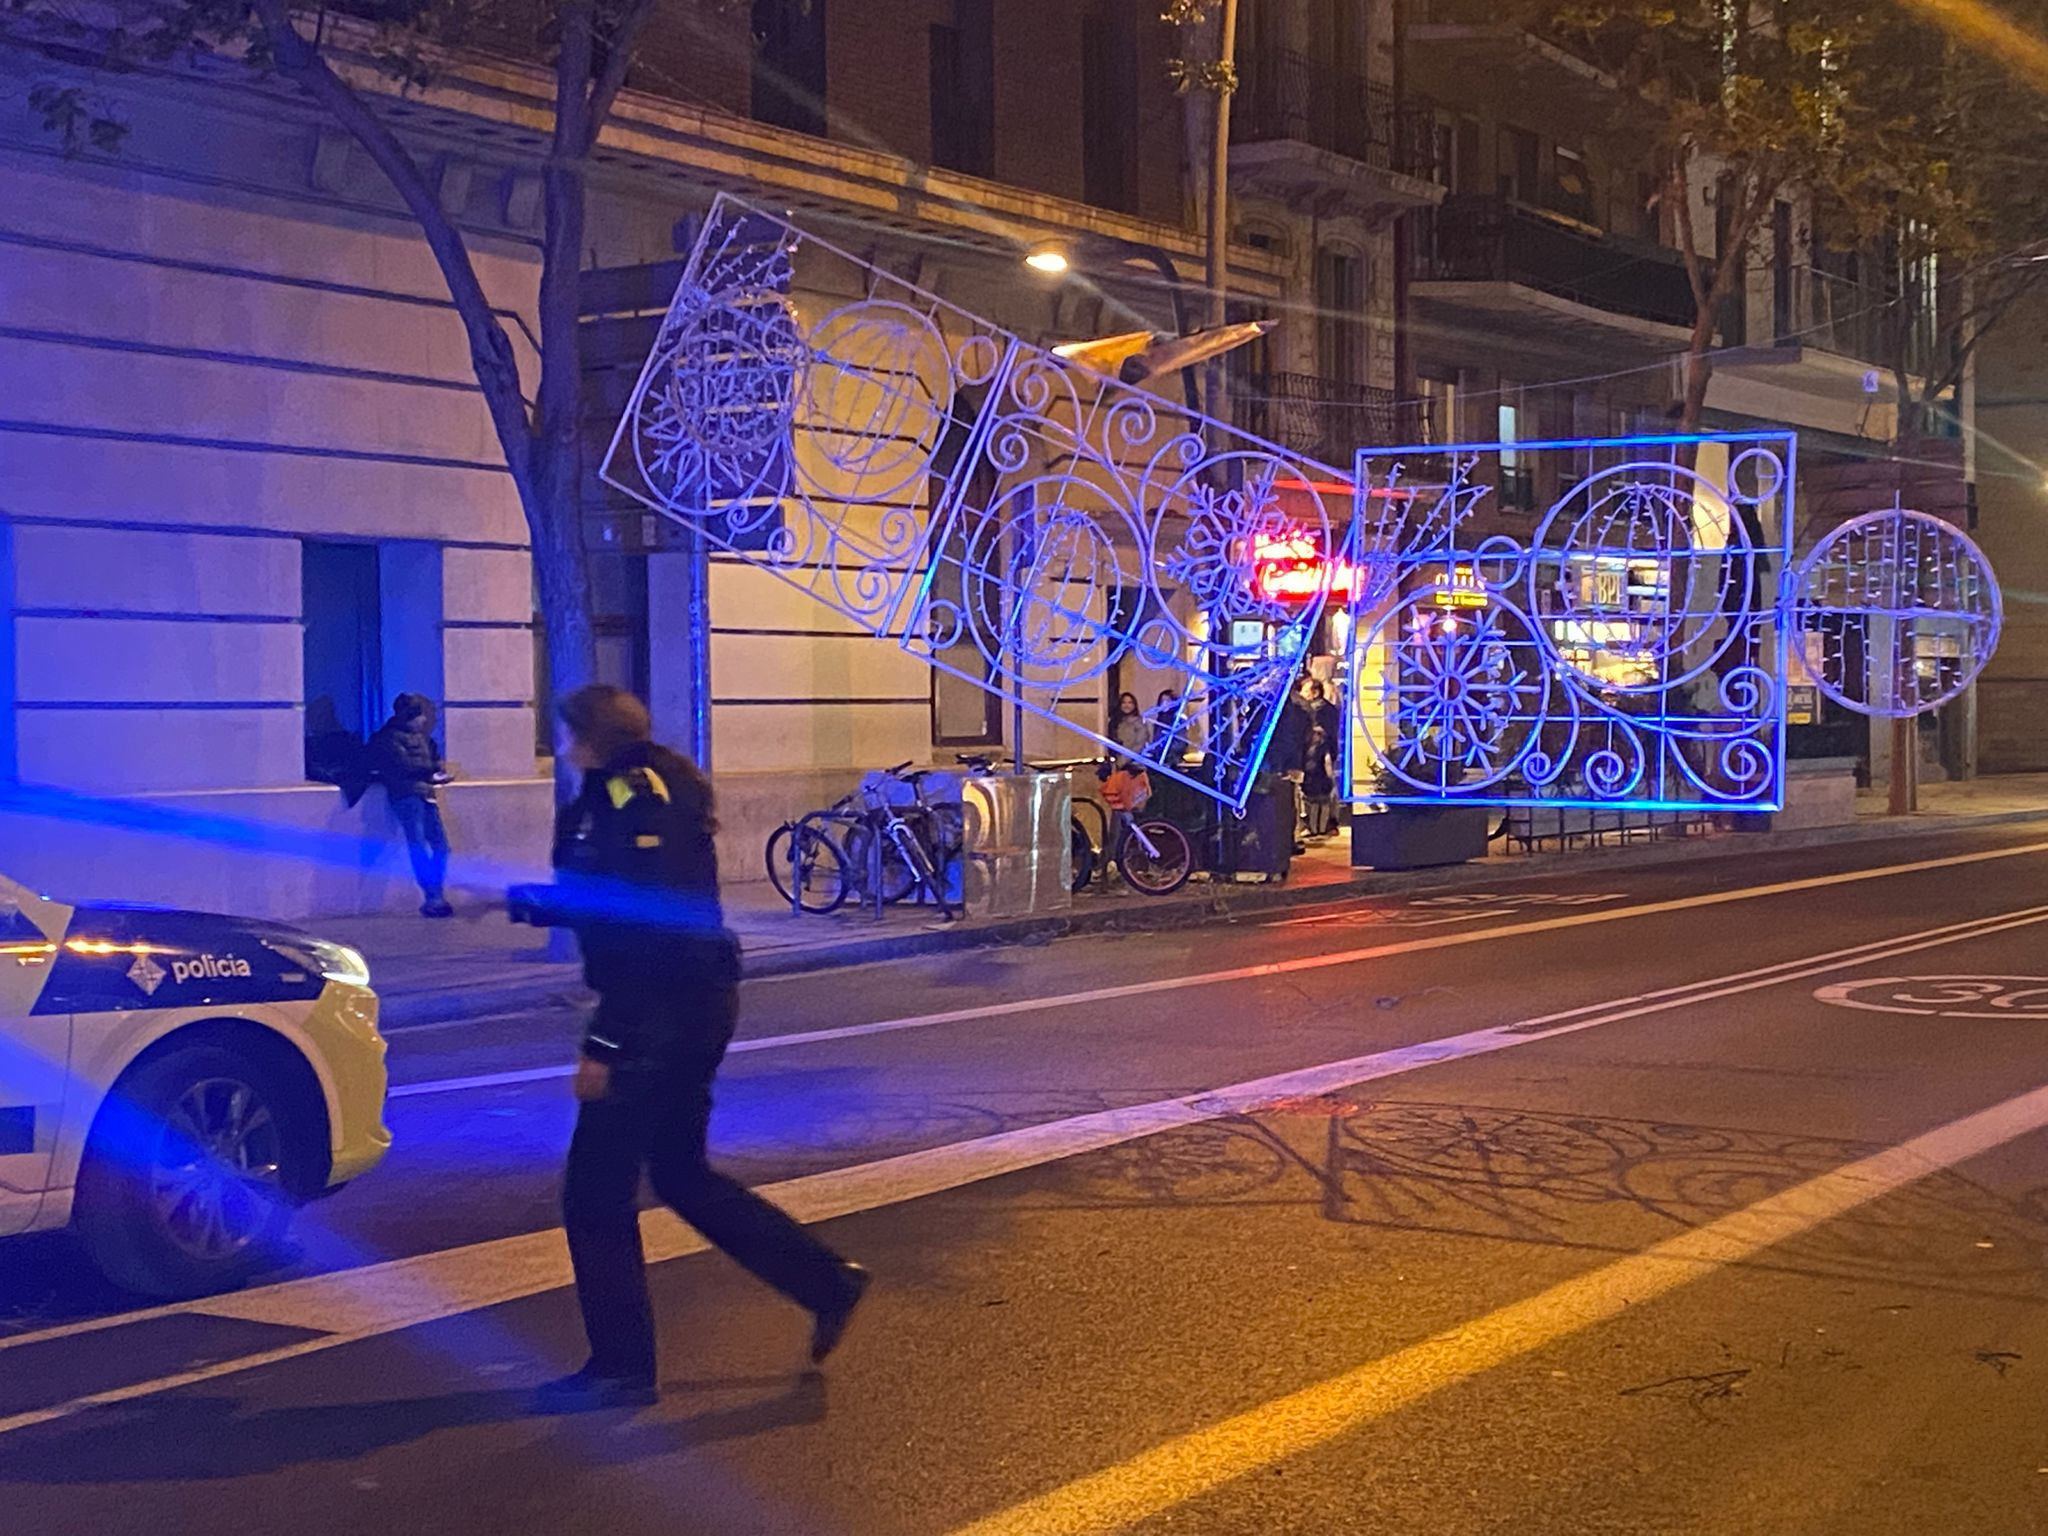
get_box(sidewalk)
[330,773,2048,1027]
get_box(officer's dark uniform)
[550,740,857,1387]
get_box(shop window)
[752,0,828,137]
[302,541,383,781]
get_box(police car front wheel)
[76,1045,307,1297]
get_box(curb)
[377,805,2048,1028]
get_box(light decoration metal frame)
[601,201,2005,821]
[1786,504,2003,718]
[1342,432,1798,813]
[600,195,1355,811]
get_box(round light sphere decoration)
[1789,507,2002,718]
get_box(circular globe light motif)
[1529,463,1764,693]
[797,301,956,505]
[1789,507,2002,718]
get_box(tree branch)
[1669,153,1713,313]
[584,0,661,150]
[249,0,532,472]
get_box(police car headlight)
[264,936,372,988]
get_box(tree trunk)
[525,439,597,803]
[1677,309,1716,433]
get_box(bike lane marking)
[1,903,2043,1436]
[388,839,2048,1100]
[946,1069,2048,1535]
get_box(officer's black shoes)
[809,1262,871,1366]
[532,1365,660,1413]
[420,898,455,918]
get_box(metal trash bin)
[961,771,1072,917]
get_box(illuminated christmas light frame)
[599,195,1353,811]
[1342,432,1798,813]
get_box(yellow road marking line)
[949,1073,2048,1536]
[1,902,2044,1435]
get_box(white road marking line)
[2,903,2043,1435]
[947,1073,2048,1536]
[381,843,2048,1101]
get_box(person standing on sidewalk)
[531,685,868,1412]
[369,693,453,917]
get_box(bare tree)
[8,1,683,791]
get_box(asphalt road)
[8,826,2048,1533]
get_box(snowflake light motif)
[1379,599,1547,791]
[1161,473,1297,625]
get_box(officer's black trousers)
[561,1057,851,1383]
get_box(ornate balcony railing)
[1233,373,1435,465]
[1233,50,1438,180]
[1414,195,1696,330]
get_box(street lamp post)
[1025,234,1203,415]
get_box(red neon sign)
[1252,530,1357,603]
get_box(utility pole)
[1202,0,1239,436]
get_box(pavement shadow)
[0,1374,828,1484]
[1322,1100,2048,1293]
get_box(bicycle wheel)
[1069,816,1097,893]
[765,821,850,914]
[1118,818,1193,896]
[843,821,918,904]
[888,818,958,917]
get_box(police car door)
[0,874,72,1234]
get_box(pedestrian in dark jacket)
[1304,679,1343,749]
[1302,724,1338,837]
[528,685,868,1412]
[370,693,452,917]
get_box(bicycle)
[1096,759,1196,897]
[765,763,962,917]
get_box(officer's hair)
[559,685,716,827]
[559,685,653,759]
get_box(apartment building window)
[1082,0,1139,212]
[302,541,382,779]
[1499,126,1538,203]
[1497,384,1535,511]
[1314,246,1369,387]
[752,0,828,137]
[929,482,1004,747]
[1414,375,1456,445]
[931,0,994,176]
[1772,201,1795,343]
[1551,147,1594,225]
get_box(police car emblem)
[127,953,167,996]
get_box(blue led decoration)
[1343,433,1798,812]
[601,201,2006,823]
[600,196,1353,810]
[1787,504,2002,718]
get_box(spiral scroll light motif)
[1789,506,2003,718]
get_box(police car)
[1,870,390,1296]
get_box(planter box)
[1350,805,1491,870]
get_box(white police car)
[1,870,390,1296]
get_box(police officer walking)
[529,685,868,1412]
